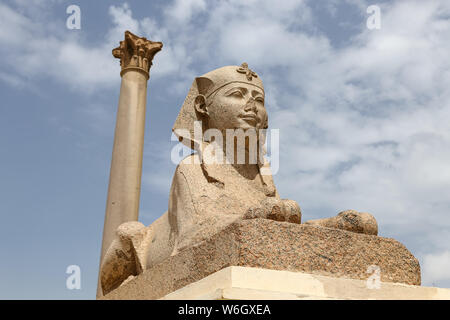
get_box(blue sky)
[1,0,450,299]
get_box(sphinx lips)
[239,114,258,125]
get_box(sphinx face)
[206,82,267,133]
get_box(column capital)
[112,31,163,79]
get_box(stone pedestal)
[101,219,430,300]
[161,266,450,300]
[103,266,450,300]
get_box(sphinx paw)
[304,210,378,235]
[244,198,301,224]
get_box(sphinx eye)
[231,90,244,97]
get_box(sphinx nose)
[244,97,258,113]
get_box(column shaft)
[100,69,148,263]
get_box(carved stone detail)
[112,30,163,79]
[236,62,258,81]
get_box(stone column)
[97,31,162,297]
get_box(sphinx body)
[100,147,302,294]
[99,63,377,295]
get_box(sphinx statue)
[99,63,378,295]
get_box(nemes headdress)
[172,63,265,150]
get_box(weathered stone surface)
[102,218,420,300]
[305,210,378,235]
[162,267,450,300]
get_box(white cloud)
[0,2,163,92]
[422,251,450,286]
[0,3,113,91]
[164,0,207,24]
[108,3,140,36]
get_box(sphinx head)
[194,78,268,133]
[173,63,268,153]
[193,63,268,134]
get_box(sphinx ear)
[194,94,208,116]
